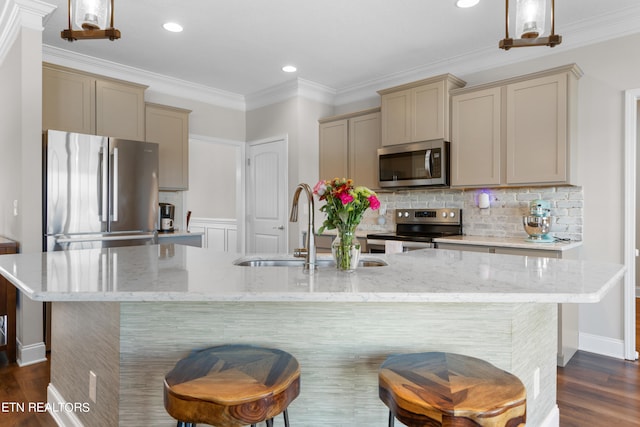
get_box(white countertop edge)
[434,235,583,251]
[16,292,614,303]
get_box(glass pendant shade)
[61,0,120,41]
[515,0,546,38]
[499,0,560,50]
[73,0,110,30]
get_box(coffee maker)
[159,203,175,232]
[522,199,553,243]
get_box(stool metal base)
[176,409,290,427]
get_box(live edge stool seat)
[164,344,301,427]
[378,352,526,427]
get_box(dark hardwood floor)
[0,352,56,426]
[0,348,639,426]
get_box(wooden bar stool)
[378,351,526,427]
[164,344,300,427]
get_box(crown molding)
[333,4,640,107]
[38,3,640,111]
[0,0,55,66]
[42,44,246,111]
[245,78,336,111]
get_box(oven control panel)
[395,208,461,225]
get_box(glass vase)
[331,229,361,272]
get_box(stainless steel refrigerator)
[43,129,160,251]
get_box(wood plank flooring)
[0,349,638,426]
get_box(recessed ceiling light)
[282,65,297,73]
[456,0,479,8]
[163,22,183,33]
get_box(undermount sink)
[233,257,388,268]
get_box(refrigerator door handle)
[112,147,119,222]
[101,146,109,222]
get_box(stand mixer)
[522,200,554,243]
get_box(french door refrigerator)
[43,129,159,251]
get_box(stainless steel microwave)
[378,139,449,188]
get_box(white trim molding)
[16,339,47,367]
[47,384,84,427]
[624,88,640,360]
[0,0,55,66]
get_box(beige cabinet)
[450,64,581,188]
[145,103,191,190]
[43,63,147,140]
[319,109,381,189]
[451,87,502,186]
[378,74,465,146]
[437,241,580,367]
[506,73,571,184]
[95,79,145,140]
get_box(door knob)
[273,226,284,230]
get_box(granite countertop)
[434,235,583,251]
[0,244,623,304]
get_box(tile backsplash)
[360,186,583,242]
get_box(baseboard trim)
[541,405,560,427]
[579,332,625,359]
[16,340,47,367]
[47,384,84,427]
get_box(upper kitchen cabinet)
[319,108,381,189]
[450,64,582,188]
[451,87,502,187]
[95,79,145,140]
[378,74,465,146]
[43,63,147,140]
[145,103,191,191]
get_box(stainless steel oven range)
[366,208,462,253]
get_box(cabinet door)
[380,89,412,146]
[506,74,568,184]
[451,87,502,187]
[145,104,190,190]
[96,79,146,140]
[413,81,446,142]
[319,119,348,181]
[349,112,381,189]
[43,67,95,133]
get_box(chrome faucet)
[289,183,316,272]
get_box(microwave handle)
[424,149,432,178]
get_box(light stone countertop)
[0,244,623,304]
[434,235,583,251]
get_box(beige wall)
[186,138,238,218]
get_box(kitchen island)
[0,244,625,427]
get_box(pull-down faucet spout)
[290,183,316,272]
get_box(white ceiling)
[41,0,640,102]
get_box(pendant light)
[499,0,561,50]
[61,0,121,41]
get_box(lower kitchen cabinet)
[436,239,581,367]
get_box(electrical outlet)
[89,371,97,402]
[12,200,18,216]
[533,367,540,399]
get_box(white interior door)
[246,138,287,253]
